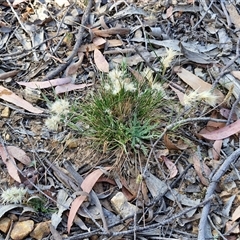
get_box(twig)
[208,215,228,240]
[220,0,232,28]
[67,195,214,239]
[198,148,240,239]
[192,0,215,30]
[211,37,240,90]
[5,0,28,34]
[134,47,157,73]
[143,117,227,176]
[43,0,93,80]
[227,93,240,125]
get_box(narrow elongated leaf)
[67,167,111,233]
[200,119,240,140]
[0,86,43,113]
[17,78,72,89]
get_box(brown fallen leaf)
[55,83,93,94]
[65,52,84,77]
[0,70,20,80]
[232,205,240,223]
[94,48,109,73]
[161,156,178,179]
[164,134,188,150]
[17,77,72,89]
[211,140,222,160]
[200,119,240,140]
[0,86,43,114]
[190,153,211,186]
[169,85,185,105]
[6,146,31,165]
[93,37,106,46]
[92,28,130,37]
[0,146,21,183]
[67,167,111,233]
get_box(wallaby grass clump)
[68,63,168,156]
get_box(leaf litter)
[1,0,240,239]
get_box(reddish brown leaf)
[200,119,240,140]
[162,156,178,179]
[0,70,20,80]
[191,153,211,186]
[211,140,222,160]
[67,167,111,233]
[164,134,188,150]
[94,48,109,73]
[92,28,130,37]
[0,146,21,183]
[6,146,31,165]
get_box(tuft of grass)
[68,64,166,155]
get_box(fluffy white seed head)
[1,187,27,204]
[50,99,70,115]
[45,115,61,131]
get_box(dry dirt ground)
[1,0,240,239]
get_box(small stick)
[43,0,93,80]
[198,148,240,239]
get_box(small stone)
[1,107,10,117]
[0,217,11,233]
[30,221,50,240]
[10,220,34,240]
[23,87,41,103]
[111,192,138,218]
[65,139,78,149]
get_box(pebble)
[0,217,11,233]
[65,138,78,148]
[30,221,51,240]
[1,107,10,118]
[111,192,138,218]
[10,220,34,240]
